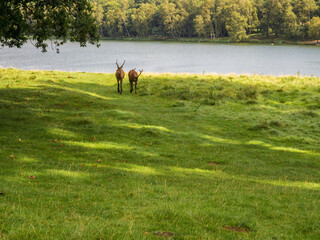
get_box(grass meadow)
[0,68,319,239]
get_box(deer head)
[116,59,125,70]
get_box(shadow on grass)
[1,79,319,187]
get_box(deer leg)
[120,80,123,94]
[130,82,133,93]
[135,82,137,94]
[117,80,120,93]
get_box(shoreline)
[101,36,320,46]
[1,67,319,78]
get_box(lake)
[1,40,320,76]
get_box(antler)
[138,69,143,77]
[116,60,125,68]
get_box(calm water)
[1,40,320,76]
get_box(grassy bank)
[0,68,320,239]
[101,36,320,45]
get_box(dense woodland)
[90,0,320,41]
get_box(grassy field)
[0,68,319,239]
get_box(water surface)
[1,40,319,76]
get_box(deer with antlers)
[128,68,143,94]
[115,60,126,94]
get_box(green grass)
[101,35,319,45]
[0,68,320,239]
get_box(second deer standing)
[128,69,143,94]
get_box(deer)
[128,68,143,94]
[115,60,125,94]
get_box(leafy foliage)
[132,3,158,37]
[0,0,100,51]
[91,0,320,41]
[307,16,320,41]
[2,0,319,46]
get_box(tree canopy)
[91,0,320,41]
[0,0,100,52]
[307,16,320,42]
[1,0,319,49]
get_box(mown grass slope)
[0,68,319,239]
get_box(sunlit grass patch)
[48,169,91,179]
[256,178,320,190]
[118,123,172,132]
[48,128,78,139]
[169,166,223,178]
[198,133,241,145]
[19,156,39,163]
[65,140,133,150]
[110,163,160,176]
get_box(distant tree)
[260,0,283,38]
[226,11,248,42]
[293,0,318,23]
[179,0,203,37]
[307,16,320,42]
[212,0,228,38]
[316,0,320,15]
[282,5,299,38]
[225,1,248,42]
[92,1,104,35]
[0,0,100,52]
[259,0,298,38]
[237,0,259,34]
[159,0,188,38]
[194,0,215,38]
[131,3,158,37]
[102,0,131,37]
[104,8,123,37]
[194,15,206,37]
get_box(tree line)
[91,0,320,41]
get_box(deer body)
[115,60,125,94]
[128,69,143,94]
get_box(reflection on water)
[1,40,320,76]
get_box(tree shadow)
[1,77,319,185]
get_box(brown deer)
[128,68,143,94]
[115,60,125,94]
